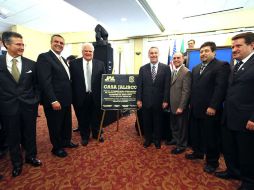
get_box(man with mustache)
[186,42,230,174]
[215,32,254,190]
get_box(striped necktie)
[151,65,156,81]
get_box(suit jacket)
[137,63,171,109]
[69,58,106,107]
[0,55,39,115]
[226,54,254,131]
[190,58,230,118]
[170,66,191,114]
[36,50,72,108]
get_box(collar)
[240,52,254,64]
[51,49,62,58]
[6,52,21,63]
[150,62,159,67]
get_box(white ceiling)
[0,0,254,40]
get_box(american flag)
[168,40,176,71]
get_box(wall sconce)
[135,51,141,56]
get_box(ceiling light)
[136,0,165,32]
[121,17,127,22]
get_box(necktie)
[233,61,243,74]
[151,65,156,81]
[86,62,91,92]
[171,70,177,82]
[11,58,20,82]
[58,56,70,79]
[200,63,207,74]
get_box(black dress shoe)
[214,171,240,180]
[165,140,176,146]
[81,139,89,146]
[185,152,204,160]
[12,166,22,177]
[51,149,67,158]
[98,137,104,143]
[143,140,152,148]
[64,142,79,148]
[171,148,185,154]
[204,164,218,174]
[73,127,80,132]
[25,158,42,167]
[154,141,161,149]
[0,174,3,180]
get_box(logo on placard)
[129,76,135,83]
[105,76,115,82]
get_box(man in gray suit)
[169,52,191,154]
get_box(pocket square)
[26,70,32,73]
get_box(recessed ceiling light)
[121,17,127,22]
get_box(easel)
[97,109,143,143]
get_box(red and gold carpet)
[0,106,240,190]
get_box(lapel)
[18,57,29,83]
[79,58,86,88]
[91,60,95,84]
[153,63,161,83]
[198,59,216,79]
[171,66,183,85]
[232,54,254,82]
[49,51,69,79]
[0,55,20,83]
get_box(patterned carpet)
[0,106,240,190]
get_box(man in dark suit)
[186,42,230,174]
[137,46,171,149]
[0,31,42,177]
[169,52,191,154]
[69,43,105,146]
[37,34,78,158]
[215,32,254,190]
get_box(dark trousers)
[142,106,163,142]
[44,105,72,150]
[74,93,102,141]
[222,125,254,188]
[190,115,220,166]
[170,109,189,149]
[2,103,37,167]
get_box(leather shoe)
[98,137,104,143]
[63,142,79,148]
[0,174,3,180]
[185,152,204,160]
[165,140,176,146]
[171,148,185,154]
[237,183,250,190]
[154,141,161,149]
[25,158,42,167]
[81,139,89,146]
[204,164,218,174]
[214,170,240,180]
[143,140,152,148]
[51,149,67,158]
[12,166,22,177]
[73,127,80,132]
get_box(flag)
[180,39,185,53]
[168,40,176,71]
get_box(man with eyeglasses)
[37,34,78,158]
[0,31,42,177]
